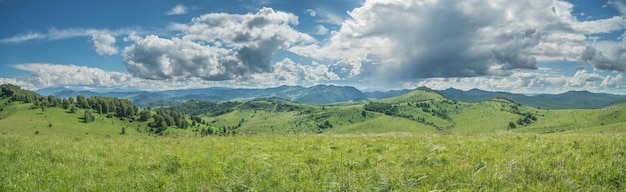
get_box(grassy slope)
[201,104,438,135]
[378,89,443,103]
[520,102,626,133]
[0,100,154,137]
[448,100,524,133]
[145,89,626,135]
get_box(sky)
[1,0,625,94]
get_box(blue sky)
[1,0,625,94]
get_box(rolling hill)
[38,85,626,109]
[2,83,624,137]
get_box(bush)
[508,122,516,129]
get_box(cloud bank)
[291,0,626,81]
[1,1,625,94]
[123,8,317,80]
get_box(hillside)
[170,90,625,135]
[3,84,625,137]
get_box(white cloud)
[90,33,118,55]
[290,0,626,83]
[123,35,241,80]
[262,58,339,85]
[7,61,340,91]
[13,63,135,89]
[0,32,43,43]
[0,28,136,55]
[567,69,608,87]
[313,25,329,35]
[124,8,316,81]
[315,9,345,25]
[306,9,317,17]
[166,4,187,15]
[0,28,133,43]
[607,0,626,15]
[408,69,626,94]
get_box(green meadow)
[1,85,626,191]
[1,133,624,191]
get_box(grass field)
[2,88,626,191]
[1,133,624,191]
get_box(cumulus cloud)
[290,0,626,82]
[8,63,225,90]
[264,58,339,85]
[90,33,118,55]
[124,8,315,81]
[566,69,606,87]
[123,35,244,80]
[13,63,135,88]
[166,4,187,15]
[7,62,339,91]
[581,40,626,72]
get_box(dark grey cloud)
[581,45,626,72]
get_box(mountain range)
[438,88,626,109]
[36,85,626,109]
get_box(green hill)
[0,99,147,137]
[3,83,626,137]
[378,89,445,103]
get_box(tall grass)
[1,133,624,191]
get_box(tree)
[47,95,56,107]
[84,110,95,123]
[139,108,151,122]
[97,104,103,114]
[70,104,77,113]
[77,95,89,109]
[62,98,70,109]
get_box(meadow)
[1,85,626,191]
[1,133,624,191]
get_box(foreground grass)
[1,133,624,191]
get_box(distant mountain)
[438,88,626,109]
[36,85,626,109]
[38,85,369,106]
[35,87,71,96]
